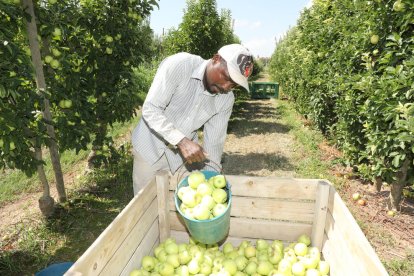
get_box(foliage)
[161,0,239,59]
[269,0,414,205]
[0,1,46,175]
[0,0,159,174]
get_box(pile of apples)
[177,171,229,220]
[130,234,330,276]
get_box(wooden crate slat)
[168,191,315,222]
[156,172,171,242]
[65,182,157,276]
[321,235,349,276]
[326,190,389,275]
[100,199,159,275]
[169,211,312,242]
[311,180,330,249]
[119,219,160,276]
[169,175,319,200]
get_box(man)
[131,44,254,195]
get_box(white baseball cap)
[218,44,254,92]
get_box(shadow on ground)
[228,99,292,136]
[222,152,295,175]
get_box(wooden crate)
[65,173,389,276]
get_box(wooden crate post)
[156,172,170,242]
[311,180,330,249]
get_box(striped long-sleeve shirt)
[131,52,235,173]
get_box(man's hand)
[176,137,208,164]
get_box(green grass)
[272,99,346,189]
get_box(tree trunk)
[388,158,410,210]
[23,0,67,202]
[34,143,55,217]
[374,176,383,192]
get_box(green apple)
[284,248,297,264]
[234,255,248,270]
[52,27,62,37]
[106,47,113,54]
[305,269,321,276]
[213,203,227,217]
[197,182,213,196]
[105,35,114,43]
[201,194,216,210]
[257,261,273,275]
[244,261,258,275]
[181,189,197,207]
[256,239,269,251]
[187,258,201,274]
[300,256,318,269]
[277,259,292,275]
[200,262,212,275]
[213,174,226,188]
[129,269,140,276]
[212,188,227,204]
[52,48,61,57]
[188,171,206,189]
[297,234,311,246]
[308,247,321,261]
[50,59,60,69]
[141,256,156,271]
[166,254,180,268]
[64,100,72,108]
[193,203,210,220]
[175,265,189,276]
[177,186,191,201]
[223,259,237,275]
[154,246,164,259]
[370,34,379,44]
[393,0,405,11]
[294,243,308,256]
[178,250,191,264]
[165,242,178,255]
[223,242,234,254]
[271,240,284,253]
[244,245,256,259]
[45,55,53,63]
[317,260,330,275]
[158,263,174,276]
[292,262,306,276]
[268,249,283,265]
[9,142,15,151]
[352,192,361,201]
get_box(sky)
[149,0,312,58]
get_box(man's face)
[205,56,238,94]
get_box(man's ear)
[212,54,221,63]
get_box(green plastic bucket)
[174,170,232,244]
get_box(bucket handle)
[175,159,225,192]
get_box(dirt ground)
[1,97,413,270]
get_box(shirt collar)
[191,59,216,97]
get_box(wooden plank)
[169,175,319,200]
[168,192,315,222]
[156,172,170,242]
[99,199,159,275]
[65,181,157,276]
[321,235,349,275]
[311,180,330,249]
[326,189,389,275]
[169,211,312,242]
[119,219,160,276]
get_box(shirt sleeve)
[141,55,186,146]
[202,96,234,170]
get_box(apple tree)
[36,0,159,169]
[161,0,239,59]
